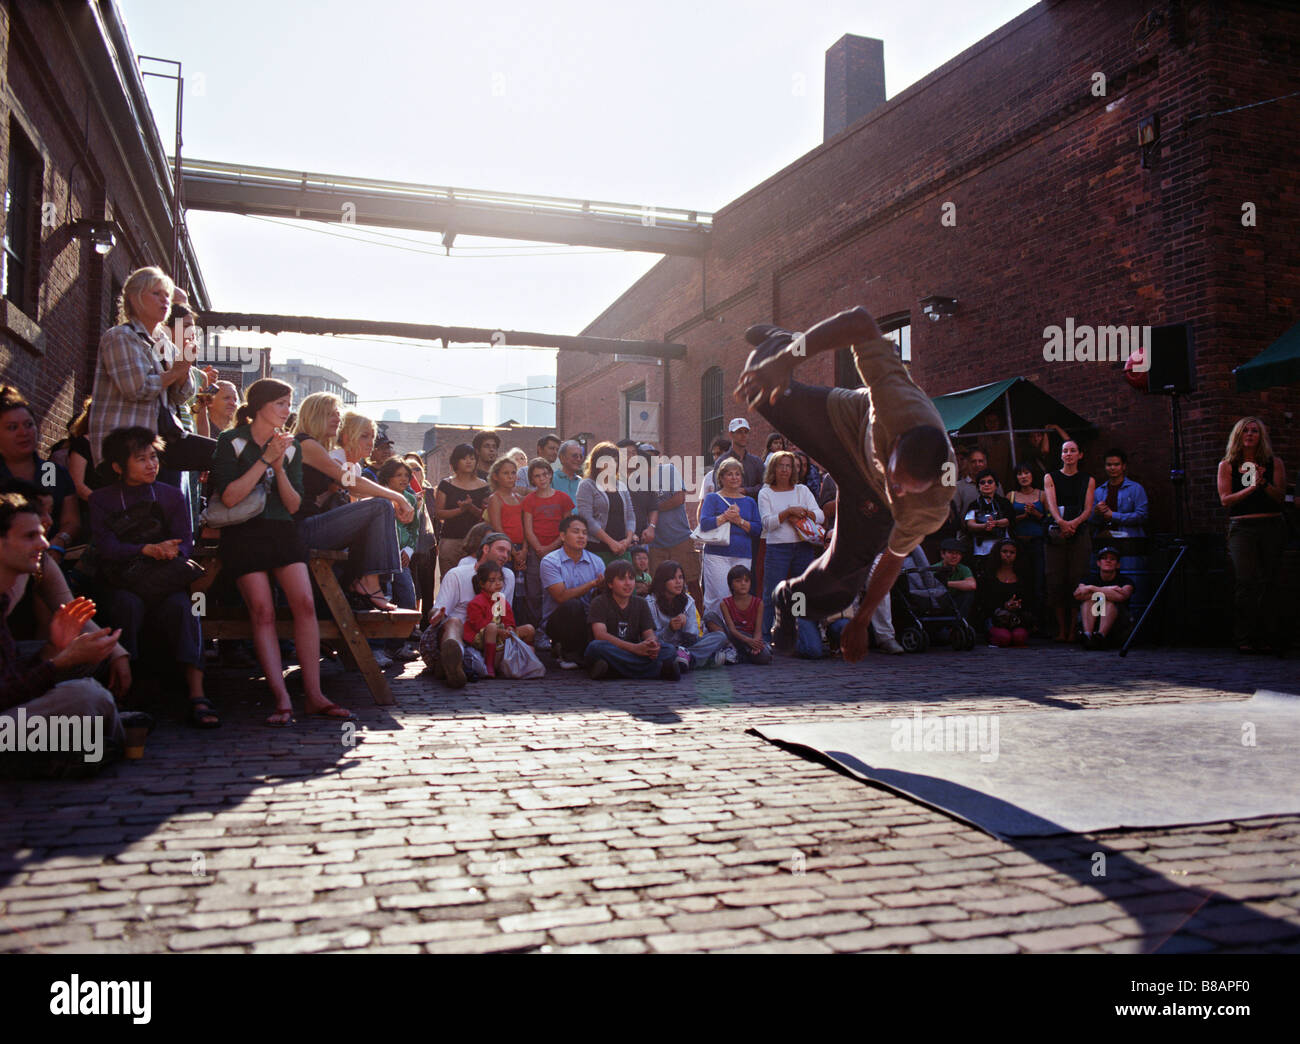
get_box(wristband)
[260,456,273,466]
[49,545,66,555]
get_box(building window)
[3,125,42,313]
[622,382,645,439]
[834,313,911,387]
[700,366,724,455]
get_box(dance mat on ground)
[753,691,1300,838]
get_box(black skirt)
[218,517,307,578]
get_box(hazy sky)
[119,0,1034,424]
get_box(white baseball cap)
[728,418,751,433]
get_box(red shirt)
[523,490,575,547]
[464,590,515,644]
[722,595,760,637]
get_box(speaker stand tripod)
[1120,388,1189,656]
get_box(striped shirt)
[89,321,200,464]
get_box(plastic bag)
[499,632,546,679]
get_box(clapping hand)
[263,430,293,467]
[52,626,122,671]
[669,614,687,631]
[50,598,97,651]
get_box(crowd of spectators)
[0,265,1292,777]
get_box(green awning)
[930,376,1093,436]
[1234,319,1300,392]
[931,378,1019,432]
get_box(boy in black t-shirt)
[585,559,681,680]
[1073,546,1134,649]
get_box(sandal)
[349,586,395,612]
[303,701,357,722]
[188,698,221,729]
[265,707,294,728]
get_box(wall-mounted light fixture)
[72,219,119,256]
[920,294,958,322]
[1138,114,1160,168]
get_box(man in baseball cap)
[713,418,764,501]
[1073,545,1134,650]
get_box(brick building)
[419,421,557,485]
[0,0,207,450]
[557,0,1300,542]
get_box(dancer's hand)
[841,614,872,663]
[735,351,798,409]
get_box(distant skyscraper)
[526,374,556,428]
[496,382,528,425]
[438,396,483,426]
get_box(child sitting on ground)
[718,564,772,665]
[463,560,535,677]
[930,537,977,621]
[631,545,652,597]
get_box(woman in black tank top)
[1043,440,1096,642]
[1217,416,1287,653]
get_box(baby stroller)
[889,562,978,652]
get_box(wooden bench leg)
[309,558,395,706]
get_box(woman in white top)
[757,450,824,642]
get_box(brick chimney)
[823,35,886,141]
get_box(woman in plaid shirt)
[88,267,217,473]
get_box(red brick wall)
[559,0,1300,535]
[0,0,182,451]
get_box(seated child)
[647,560,730,670]
[631,545,652,597]
[585,559,681,680]
[931,537,977,621]
[463,560,536,677]
[718,564,772,665]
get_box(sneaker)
[723,646,739,665]
[588,658,609,680]
[393,643,420,662]
[557,658,581,670]
[660,657,682,681]
[677,648,692,671]
[878,637,905,655]
[712,649,729,667]
[440,639,466,688]
[534,632,553,651]
[372,650,393,669]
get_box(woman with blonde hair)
[1216,416,1287,653]
[290,394,412,613]
[88,266,218,474]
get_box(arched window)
[700,366,724,456]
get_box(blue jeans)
[761,541,818,642]
[584,639,679,679]
[298,498,400,583]
[675,629,730,668]
[384,566,418,652]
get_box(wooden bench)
[190,547,418,706]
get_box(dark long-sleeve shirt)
[0,591,57,712]
[88,481,194,561]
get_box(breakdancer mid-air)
[734,305,956,662]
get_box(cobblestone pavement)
[2,645,1298,954]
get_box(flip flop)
[303,703,357,722]
[265,708,294,728]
